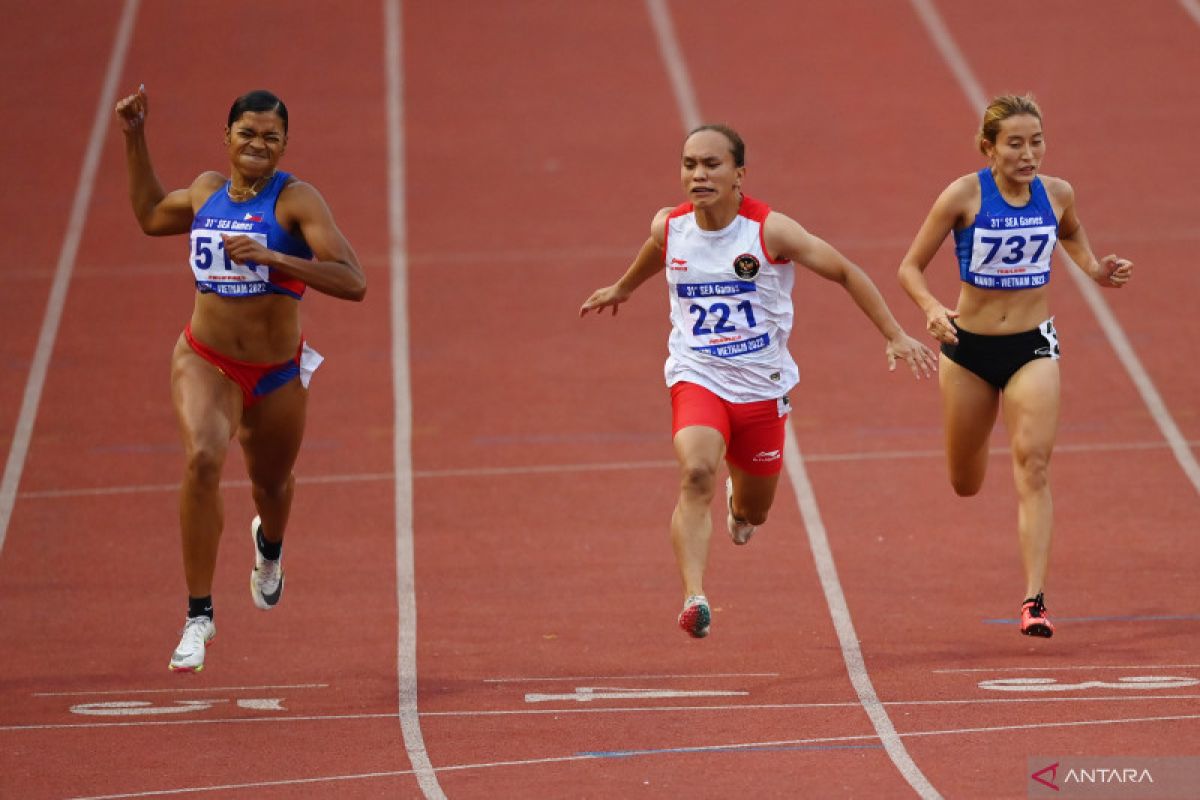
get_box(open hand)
[579,285,630,317]
[887,333,938,379]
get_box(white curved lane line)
[385,1,446,797]
[0,0,141,554]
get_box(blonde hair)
[976,94,1043,155]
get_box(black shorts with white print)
[940,319,1060,390]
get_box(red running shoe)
[1020,593,1055,638]
[678,595,711,638]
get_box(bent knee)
[1013,450,1052,491]
[949,474,984,497]
[678,462,718,497]
[251,474,295,501]
[183,444,227,487]
[742,507,769,526]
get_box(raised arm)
[765,212,935,378]
[579,207,672,317]
[114,85,202,236]
[222,181,366,302]
[897,176,975,344]
[1045,177,1132,289]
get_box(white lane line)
[431,693,1200,716]
[19,437,1198,501]
[644,0,701,132]
[646,0,939,795]
[1068,273,1200,492]
[384,1,444,798]
[60,220,1200,275]
[33,683,327,697]
[410,244,632,265]
[783,424,942,799]
[910,0,1200,495]
[483,672,779,683]
[0,0,140,557]
[907,0,988,109]
[4,713,399,733]
[19,473,394,500]
[1180,0,1200,27]
[524,687,750,703]
[936,664,1200,674]
[10,693,1200,733]
[63,713,1200,799]
[10,223,1200,285]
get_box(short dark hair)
[685,123,745,167]
[227,90,288,133]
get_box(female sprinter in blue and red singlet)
[115,86,365,672]
[898,94,1132,638]
[580,124,935,639]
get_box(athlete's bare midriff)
[954,281,1050,335]
[189,292,301,362]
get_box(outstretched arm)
[1049,178,1132,289]
[766,212,936,378]
[222,181,366,302]
[114,85,200,236]
[897,177,973,344]
[579,208,671,317]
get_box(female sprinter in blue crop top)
[115,86,365,672]
[897,94,1132,639]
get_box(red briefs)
[184,324,313,409]
[670,381,789,475]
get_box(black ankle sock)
[257,526,282,561]
[188,595,213,620]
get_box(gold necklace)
[227,172,274,202]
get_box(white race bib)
[190,217,270,295]
[967,224,1055,289]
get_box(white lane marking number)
[978,676,1199,692]
[70,697,286,716]
[525,686,748,703]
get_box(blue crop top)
[188,171,312,299]
[953,168,1058,290]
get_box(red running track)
[1,1,1198,798]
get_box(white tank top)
[663,195,799,403]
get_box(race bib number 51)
[190,217,269,294]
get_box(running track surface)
[2,1,1199,798]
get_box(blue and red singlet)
[188,171,312,299]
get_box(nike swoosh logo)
[257,573,284,605]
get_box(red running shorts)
[670,381,789,476]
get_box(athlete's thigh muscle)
[939,353,1000,481]
[238,379,308,485]
[171,335,241,453]
[1001,357,1060,457]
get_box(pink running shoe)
[678,595,711,638]
[1020,593,1055,638]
